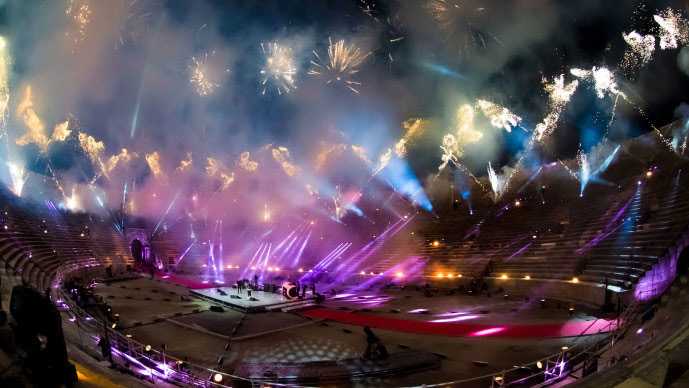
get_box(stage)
[191,287,315,313]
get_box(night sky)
[1,0,688,215]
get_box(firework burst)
[394,118,428,158]
[16,86,49,152]
[315,143,348,170]
[189,50,229,97]
[63,186,82,212]
[260,42,297,95]
[570,66,626,100]
[206,157,235,191]
[272,146,299,176]
[437,105,482,174]
[476,100,522,132]
[487,161,507,202]
[309,38,371,94]
[238,151,259,172]
[145,151,165,179]
[534,75,579,142]
[78,132,108,180]
[654,8,689,50]
[621,31,656,73]
[6,161,26,197]
[177,152,193,173]
[106,148,136,175]
[51,121,72,142]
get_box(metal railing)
[402,299,642,387]
[52,264,646,388]
[56,286,307,387]
[57,284,642,388]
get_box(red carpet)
[302,308,616,338]
[156,273,220,289]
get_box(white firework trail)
[558,159,580,182]
[534,74,579,142]
[6,161,27,197]
[487,162,507,202]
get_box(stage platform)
[191,287,315,313]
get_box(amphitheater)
[0,124,687,388]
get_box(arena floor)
[91,277,608,386]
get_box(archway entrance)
[130,239,144,263]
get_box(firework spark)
[351,145,372,166]
[51,121,72,142]
[16,86,49,152]
[487,161,507,202]
[219,172,235,191]
[206,157,234,190]
[64,186,82,212]
[105,148,135,174]
[455,104,482,143]
[394,118,428,158]
[77,132,104,159]
[177,152,193,172]
[145,151,164,179]
[372,148,393,176]
[621,31,656,72]
[577,147,589,187]
[189,50,229,97]
[654,8,689,50]
[438,133,459,171]
[316,143,373,171]
[558,159,579,181]
[308,38,371,94]
[333,186,345,221]
[476,100,522,132]
[65,0,92,51]
[78,132,109,179]
[570,66,626,100]
[437,105,483,173]
[260,42,297,95]
[315,143,348,170]
[534,75,579,142]
[238,151,259,172]
[0,37,9,140]
[272,146,299,176]
[6,161,26,197]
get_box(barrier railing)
[403,299,642,388]
[56,287,310,387]
[52,265,644,388]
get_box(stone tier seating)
[0,188,133,301]
[369,143,689,292]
